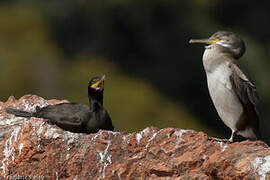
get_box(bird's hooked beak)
[189,38,221,45]
[91,75,106,90]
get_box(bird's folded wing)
[55,118,82,126]
[59,116,82,124]
[229,63,259,108]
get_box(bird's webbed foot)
[208,131,237,143]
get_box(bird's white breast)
[205,62,243,131]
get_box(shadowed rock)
[0,95,269,179]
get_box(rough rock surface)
[0,95,269,180]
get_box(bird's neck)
[203,46,233,73]
[88,90,104,112]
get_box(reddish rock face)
[0,95,269,179]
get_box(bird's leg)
[228,130,236,143]
[208,130,237,143]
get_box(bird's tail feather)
[5,108,33,118]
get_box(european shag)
[189,31,261,142]
[6,75,114,133]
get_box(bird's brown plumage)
[229,63,260,139]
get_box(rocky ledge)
[0,95,269,179]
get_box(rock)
[0,95,269,179]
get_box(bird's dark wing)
[229,62,260,139]
[35,103,91,133]
[229,63,259,109]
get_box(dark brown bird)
[189,31,261,142]
[6,75,114,134]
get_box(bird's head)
[189,31,245,59]
[88,75,105,92]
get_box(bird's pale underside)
[190,31,260,142]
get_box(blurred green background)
[0,1,269,143]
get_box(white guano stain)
[174,129,188,139]
[145,132,158,149]
[91,131,102,141]
[53,133,60,139]
[21,98,50,112]
[253,155,270,180]
[98,141,112,179]
[55,171,59,180]
[62,132,79,145]
[141,127,151,135]
[66,153,70,160]
[136,133,143,144]
[0,126,21,174]
[44,127,60,139]
[216,142,228,152]
[107,131,121,136]
[0,116,22,126]
[37,122,45,137]
[132,129,160,161]
[18,143,24,154]
[117,168,122,180]
[136,127,152,144]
